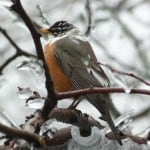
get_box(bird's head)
[38,21,77,38]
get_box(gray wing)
[55,37,122,145]
[54,37,110,88]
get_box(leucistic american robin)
[39,21,122,145]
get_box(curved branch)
[0,54,18,74]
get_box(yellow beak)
[38,28,51,35]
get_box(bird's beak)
[38,28,51,35]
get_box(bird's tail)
[103,111,122,145]
[86,94,122,145]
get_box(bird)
[39,20,122,145]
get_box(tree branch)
[36,4,50,26]
[0,123,39,144]
[57,87,150,100]
[99,62,150,86]
[10,0,57,119]
[85,0,92,36]
[0,27,36,74]
[0,54,18,74]
[49,107,104,129]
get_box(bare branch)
[127,0,149,11]
[0,27,36,74]
[99,62,150,86]
[0,27,36,57]
[49,108,104,130]
[132,107,150,120]
[36,4,50,26]
[107,131,148,144]
[112,15,149,72]
[10,0,57,119]
[91,35,145,78]
[0,54,18,74]
[85,0,92,36]
[57,87,150,100]
[0,123,39,144]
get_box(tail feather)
[103,111,122,145]
[86,94,122,145]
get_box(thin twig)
[113,15,149,72]
[0,27,37,74]
[0,27,36,58]
[99,1,150,78]
[114,0,127,10]
[36,4,50,26]
[127,0,149,11]
[101,1,149,71]
[99,62,150,86]
[91,35,144,77]
[132,107,150,120]
[85,0,92,36]
[0,54,18,74]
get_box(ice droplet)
[111,72,132,94]
[124,87,131,94]
[17,59,43,74]
[26,98,44,109]
[114,110,134,128]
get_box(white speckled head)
[46,21,86,44]
[39,21,86,44]
[48,21,75,36]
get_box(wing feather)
[54,37,110,88]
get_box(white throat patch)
[48,28,87,44]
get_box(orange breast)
[44,43,73,92]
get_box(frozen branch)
[10,0,57,120]
[0,123,39,144]
[99,62,150,86]
[49,108,104,132]
[57,87,150,100]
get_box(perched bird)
[39,21,122,145]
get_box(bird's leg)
[68,96,82,109]
[69,99,80,108]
